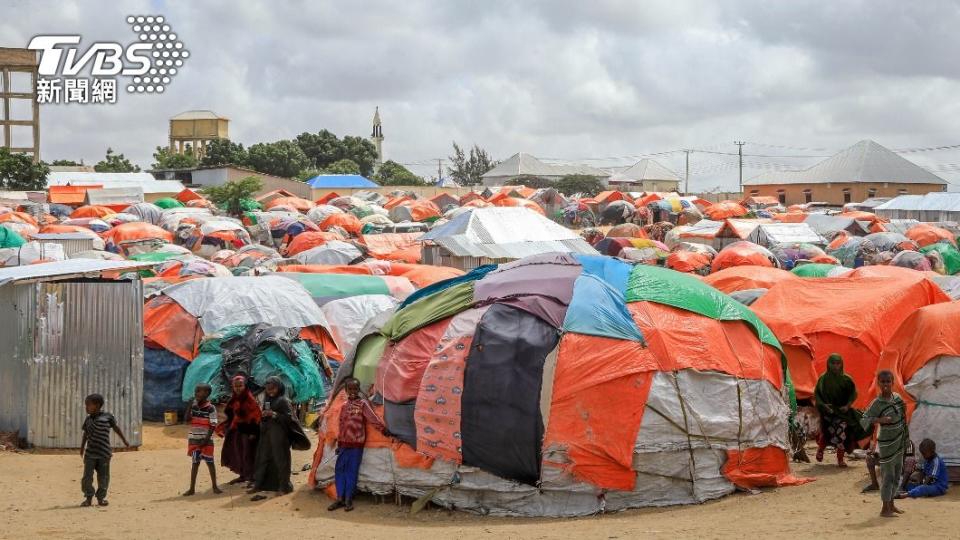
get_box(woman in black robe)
[249,376,309,500]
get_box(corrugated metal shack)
[875,193,960,222]
[746,222,826,248]
[0,260,150,448]
[420,207,598,271]
[29,233,99,256]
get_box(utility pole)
[734,141,746,195]
[437,158,443,182]
[684,149,690,194]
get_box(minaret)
[371,106,384,169]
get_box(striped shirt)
[82,412,117,460]
[188,402,218,445]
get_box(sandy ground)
[1,424,958,540]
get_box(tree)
[50,159,81,166]
[447,142,498,186]
[200,139,248,168]
[555,174,605,197]
[510,175,553,189]
[94,148,140,172]
[295,130,342,169]
[202,176,263,216]
[374,160,424,186]
[340,136,379,177]
[151,146,197,170]
[0,148,49,190]
[246,140,309,178]
[324,158,360,175]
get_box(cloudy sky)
[3,0,960,191]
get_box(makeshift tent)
[182,324,326,403]
[803,214,869,239]
[293,240,363,265]
[711,241,778,273]
[921,242,960,275]
[388,200,442,223]
[220,244,282,274]
[102,222,174,254]
[751,273,949,407]
[665,250,712,274]
[790,263,850,278]
[746,223,825,248]
[906,223,956,248]
[143,276,335,361]
[361,233,422,263]
[703,266,798,294]
[306,174,378,189]
[154,197,184,209]
[703,200,748,220]
[320,213,362,236]
[768,243,835,270]
[0,227,26,249]
[143,347,190,421]
[309,253,802,517]
[274,272,413,306]
[306,204,343,225]
[284,230,345,257]
[599,200,636,224]
[875,302,960,466]
[69,205,115,219]
[265,196,315,213]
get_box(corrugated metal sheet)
[0,259,150,285]
[85,186,145,206]
[0,280,143,448]
[881,219,921,235]
[28,234,97,257]
[875,193,960,222]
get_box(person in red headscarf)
[216,375,261,487]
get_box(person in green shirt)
[814,354,865,467]
[861,370,909,518]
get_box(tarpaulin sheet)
[702,265,799,294]
[543,333,654,491]
[711,242,776,272]
[875,302,960,418]
[666,251,710,273]
[320,295,398,355]
[273,272,392,302]
[361,232,423,263]
[0,226,25,248]
[384,398,417,447]
[375,262,466,288]
[906,223,956,248]
[320,213,362,235]
[921,242,960,275]
[790,263,841,278]
[573,253,633,291]
[414,306,488,462]
[563,274,644,342]
[352,334,388,388]
[381,281,474,341]
[473,253,581,328]
[398,264,495,309]
[377,318,452,402]
[721,446,813,489]
[461,304,559,485]
[143,295,204,360]
[143,347,190,421]
[751,274,949,407]
[163,276,329,334]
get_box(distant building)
[47,171,183,202]
[743,140,947,206]
[607,159,681,193]
[371,107,384,169]
[169,110,229,158]
[480,152,608,187]
[151,164,310,199]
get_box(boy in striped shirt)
[80,393,130,507]
[183,383,222,496]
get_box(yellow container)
[304,412,319,428]
[163,410,178,426]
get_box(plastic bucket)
[163,410,178,426]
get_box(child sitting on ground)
[897,438,948,499]
[80,393,130,507]
[183,383,222,496]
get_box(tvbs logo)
[28,15,188,102]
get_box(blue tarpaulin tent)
[306,174,379,189]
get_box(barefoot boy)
[183,383,222,496]
[80,393,130,507]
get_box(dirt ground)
[1,424,958,540]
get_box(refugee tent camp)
[875,301,960,468]
[309,252,802,517]
[750,271,949,407]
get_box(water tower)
[169,110,229,158]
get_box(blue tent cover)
[306,174,378,188]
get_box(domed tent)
[750,271,949,407]
[875,302,960,466]
[711,241,779,273]
[309,253,803,516]
[702,266,798,294]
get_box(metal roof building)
[0,260,149,448]
[481,153,609,187]
[420,207,597,270]
[608,159,681,192]
[874,192,960,222]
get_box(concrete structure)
[371,107,384,169]
[0,48,39,162]
[46,171,183,202]
[608,159,680,193]
[168,110,229,157]
[744,140,947,206]
[481,152,609,187]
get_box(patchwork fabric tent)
[309,253,802,517]
[750,272,949,407]
[702,266,799,294]
[875,302,960,466]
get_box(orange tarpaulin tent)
[360,233,422,263]
[702,265,798,293]
[175,188,204,203]
[319,213,362,235]
[711,241,776,273]
[283,231,345,257]
[314,192,340,205]
[703,200,748,220]
[384,196,413,210]
[905,223,956,248]
[770,212,808,223]
[70,205,116,219]
[265,196,315,213]
[750,273,949,407]
[49,185,100,205]
[874,301,960,419]
[665,251,711,273]
[492,197,545,215]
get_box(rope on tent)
[916,399,960,409]
[670,371,699,498]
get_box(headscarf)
[814,353,857,411]
[263,376,291,416]
[222,375,261,432]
